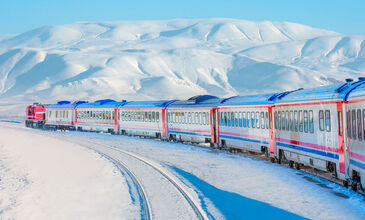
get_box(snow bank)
[0,123,137,219]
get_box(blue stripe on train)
[169,130,211,137]
[277,142,339,159]
[350,159,365,170]
[220,135,269,145]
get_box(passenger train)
[25,78,365,192]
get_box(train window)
[194,112,198,124]
[227,112,231,126]
[230,112,234,127]
[235,112,238,127]
[243,112,246,127]
[261,112,265,129]
[277,111,281,130]
[239,112,243,127]
[223,112,227,126]
[255,112,259,128]
[56,111,58,118]
[352,110,356,140]
[265,112,269,129]
[294,110,298,131]
[143,112,147,122]
[220,112,223,125]
[357,109,362,140]
[325,110,331,132]
[285,111,289,131]
[319,110,324,131]
[347,111,351,139]
[152,112,155,122]
[304,110,308,133]
[197,112,201,125]
[247,112,250,128]
[187,112,191,124]
[148,112,151,122]
[309,110,314,133]
[337,111,343,136]
[155,112,159,122]
[102,112,105,120]
[251,111,255,128]
[299,110,303,132]
[281,111,285,130]
[289,111,293,131]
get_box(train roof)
[219,91,294,106]
[167,95,221,109]
[275,78,365,103]
[46,100,88,109]
[119,100,178,109]
[347,82,365,99]
[76,99,127,109]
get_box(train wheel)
[289,161,294,168]
[295,162,300,170]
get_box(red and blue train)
[25,78,365,192]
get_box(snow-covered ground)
[0,122,138,219]
[1,121,365,219]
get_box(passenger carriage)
[118,100,177,138]
[273,79,365,181]
[45,101,86,130]
[166,95,221,145]
[75,99,126,133]
[345,80,365,189]
[217,93,287,156]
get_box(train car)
[166,95,221,145]
[75,99,126,133]
[118,100,177,138]
[344,79,365,190]
[45,101,87,130]
[273,78,365,182]
[217,92,287,156]
[25,103,47,128]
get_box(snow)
[0,123,138,219]
[19,123,365,220]
[0,18,364,117]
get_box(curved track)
[106,145,208,220]
[76,138,208,220]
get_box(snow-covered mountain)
[0,18,364,116]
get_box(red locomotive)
[25,103,47,128]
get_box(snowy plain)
[0,122,138,219]
[1,121,365,219]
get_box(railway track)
[93,150,152,220]
[75,138,208,220]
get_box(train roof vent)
[94,99,116,105]
[57,101,71,105]
[358,77,365,81]
[345,78,354,83]
[187,95,219,104]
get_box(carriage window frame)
[243,112,246,127]
[235,112,238,127]
[357,109,362,141]
[304,110,308,133]
[319,110,324,131]
[309,110,314,133]
[261,112,265,129]
[294,110,298,131]
[289,110,293,131]
[325,110,331,132]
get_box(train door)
[210,108,219,144]
[337,102,347,177]
[162,109,168,138]
[268,106,275,155]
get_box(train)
[25,78,365,192]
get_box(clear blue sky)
[0,0,364,35]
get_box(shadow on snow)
[171,166,307,220]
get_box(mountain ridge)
[0,18,364,116]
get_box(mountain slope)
[0,18,364,116]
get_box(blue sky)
[0,0,364,35]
